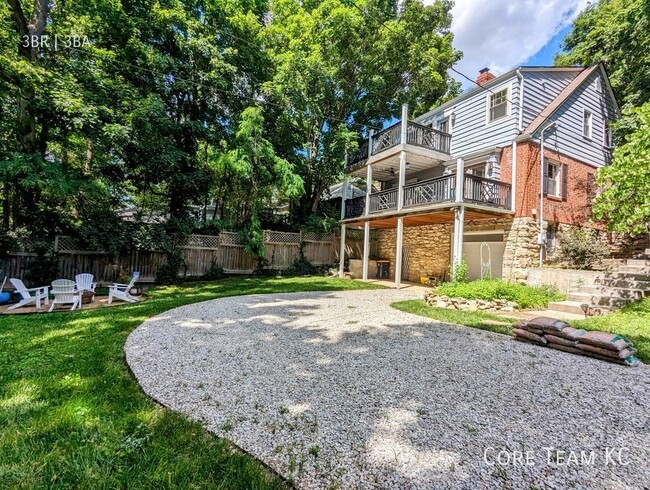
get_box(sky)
[449,0,591,89]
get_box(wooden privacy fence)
[1,231,352,284]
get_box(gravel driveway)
[126,289,650,489]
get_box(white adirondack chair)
[49,279,81,312]
[8,278,50,311]
[108,272,140,304]
[75,273,97,307]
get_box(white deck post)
[397,104,409,211]
[394,217,404,288]
[338,224,346,278]
[362,221,370,281]
[340,175,348,221]
[364,143,373,216]
[452,158,465,276]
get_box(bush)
[435,279,565,309]
[282,243,330,277]
[201,259,226,281]
[556,228,610,270]
[450,260,469,283]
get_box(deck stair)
[547,251,650,316]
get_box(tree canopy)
[0,0,460,252]
[556,0,650,237]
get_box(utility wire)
[346,0,543,121]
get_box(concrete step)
[593,277,650,290]
[566,292,633,308]
[595,271,650,283]
[626,258,650,267]
[578,285,646,299]
[617,265,650,275]
[547,300,614,316]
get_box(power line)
[346,0,542,121]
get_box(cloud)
[448,0,591,87]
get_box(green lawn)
[0,276,381,489]
[391,300,519,336]
[392,297,650,363]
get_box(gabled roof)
[521,64,601,137]
[322,181,365,201]
[415,66,585,123]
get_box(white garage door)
[462,233,504,280]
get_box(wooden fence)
[1,230,364,284]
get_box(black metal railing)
[344,195,366,219]
[403,175,456,207]
[348,139,369,167]
[406,122,451,154]
[369,188,398,213]
[463,175,512,209]
[371,122,401,155]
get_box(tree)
[555,0,650,108]
[556,0,650,236]
[592,102,650,237]
[263,0,461,221]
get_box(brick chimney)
[476,67,495,85]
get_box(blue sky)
[448,0,590,88]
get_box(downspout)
[539,122,558,267]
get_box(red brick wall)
[512,141,599,228]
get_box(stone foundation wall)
[376,224,452,283]
[502,217,540,282]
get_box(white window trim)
[583,108,593,140]
[603,121,613,149]
[545,159,562,198]
[485,84,511,125]
[438,117,449,134]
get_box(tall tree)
[555,0,650,236]
[263,0,461,219]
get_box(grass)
[573,297,650,363]
[392,296,650,363]
[0,276,382,489]
[434,279,565,309]
[391,300,519,336]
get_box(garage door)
[462,233,504,280]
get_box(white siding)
[417,75,520,158]
[535,70,618,168]
[521,71,579,128]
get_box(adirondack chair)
[49,279,81,312]
[75,273,97,306]
[108,272,140,304]
[8,278,50,311]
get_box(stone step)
[617,266,650,275]
[626,259,650,267]
[595,271,650,282]
[566,292,633,308]
[547,300,614,316]
[577,285,646,299]
[593,277,650,290]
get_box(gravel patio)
[125,289,650,489]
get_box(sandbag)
[582,352,641,367]
[576,343,637,359]
[548,326,587,341]
[527,317,571,333]
[512,320,544,335]
[545,334,578,348]
[512,328,547,345]
[578,331,632,351]
[513,337,545,347]
[548,343,583,355]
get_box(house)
[338,63,619,286]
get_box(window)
[488,88,509,122]
[468,166,486,178]
[583,109,592,139]
[604,122,613,148]
[544,160,561,197]
[546,223,558,254]
[438,119,449,134]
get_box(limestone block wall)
[376,224,452,282]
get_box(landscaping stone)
[126,290,650,489]
[424,290,518,312]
